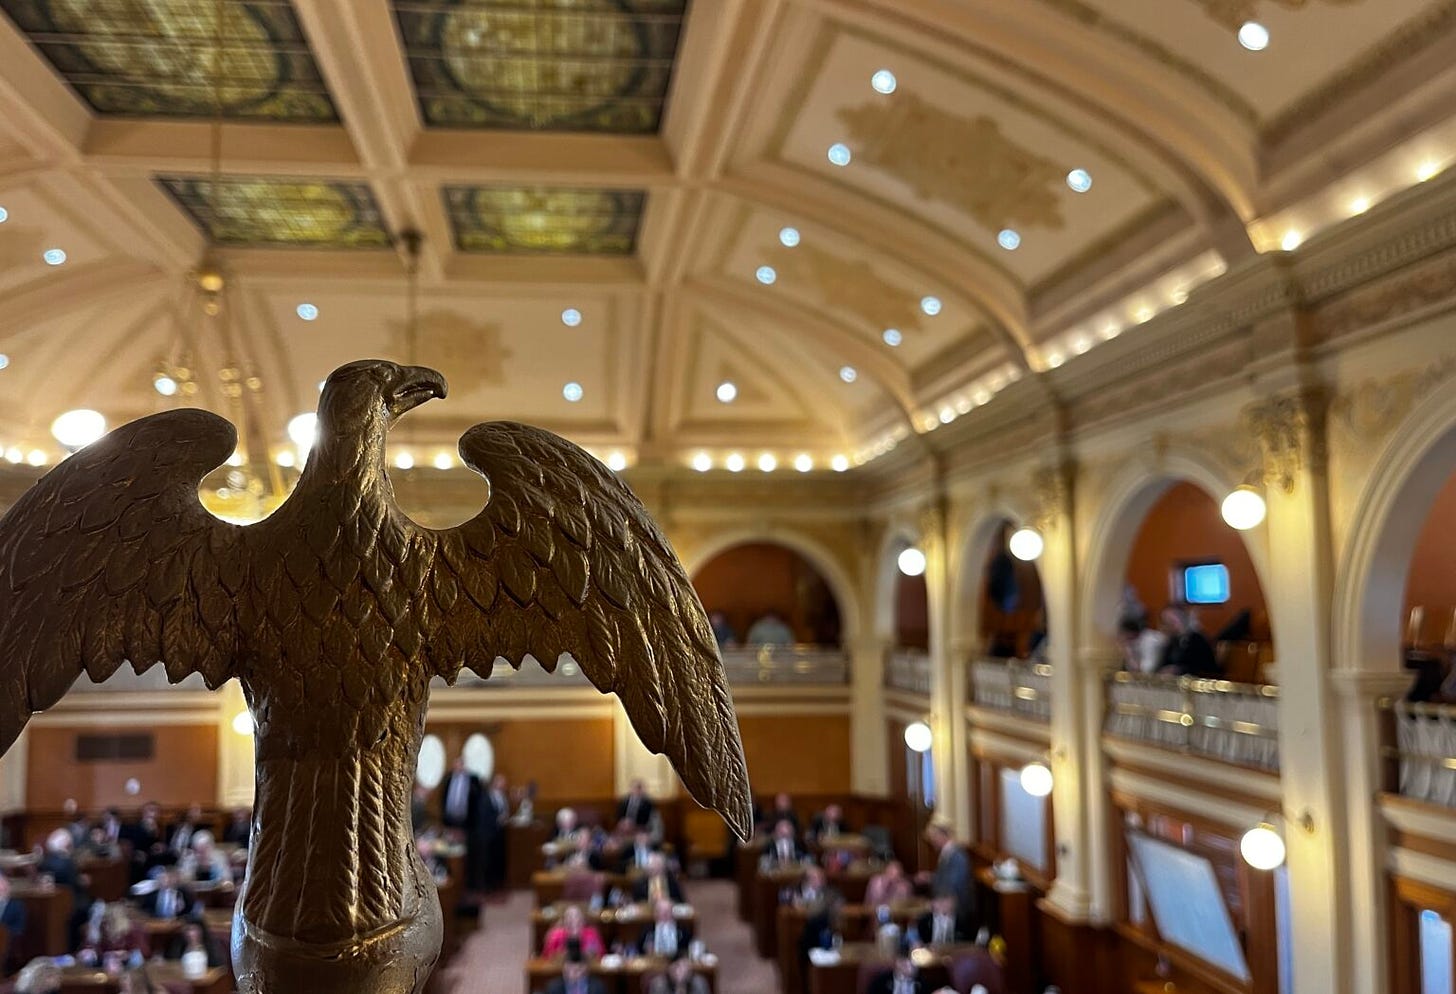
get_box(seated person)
[647,953,711,994]
[545,953,607,994]
[77,903,143,966]
[563,828,611,872]
[637,899,692,959]
[868,945,924,994]
[178,831,230,885]
[554,807,579,842]
[12,958,60,994]
[796,891,845,978]
[164,922,225,967]
[542,905,606,959]
[1118,618,1167,674]
[745,611,794,646]
[222,808,252,847]
[121,803,168,881]
[616,780,656,830]
[167,804,207,854]
[632,853,684,903]
[913,895,966,948]
[708,611,737,650]
[95,809,124,849]
[761,819,805,867]
[864,860,914,908]
[809,803,849,842]
[793,866,836,910]
[0,871,27,939]
[38,829,82,893]
[765,794,800,834]
[62,799,90,848]
[137,868,194,920]
[619,828,659,873]
[1156,605,1220,677]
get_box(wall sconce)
[1221,484,1267,531]
[897,546,927,577]
[1238,821,1285,869]
[1009,527,1044,562]
[904,720,934,753]
[1019,760,1053,797]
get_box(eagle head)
[312,360,448,466]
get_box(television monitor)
[1127,831,1251,982]
[1183,562,1230,605]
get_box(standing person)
[919,823,974,927]
[479,773,511,893]
[616,779,656,830]
[440,756,480,835]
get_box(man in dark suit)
[544,955,607,994]
[166,804,206,853]
[138,868,194,921]
[921,823,974,926]
[478,773,511,892]
[615,779,656,831]
[618,828,658,874]
[440,757,480,834]
[632,853,684,903]
[765,793,800,834]
[0,871,27,940]
[222,808,251,848]
[121,802,166,883]
[760,819,805,867]
[866,950,923,994]
[1156,605,1220,677]
[636,899,693,959]
[913,895,966,948]
[809,803,849,842]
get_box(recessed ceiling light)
[757,453,777,472]
[1066,169,1093,193]
[275,449,297,468]
[42,248,66,266]
[794,454,813,472]
[725,453,745,473]
[433,452,454,470]
[0,354,9,370]
[0,206,9,223]
[562,381,584,402]
[561,307,582,327]
[393,451,414,470]
[1046,352,1065,369]
[1100,322,1122,340]
[830,454,850,472]
[973,388,991,405]
[1073,336,1091,355]
[1416,160,1441,182]
[27,450,47,467]
[882,328,902,347]
[839,365,858,383]
[606,451,628,471]
[1135,305,1155,323]
[296,303,319,321]
[920,296,941,316]
[3,447,21,464]
[716,381,738,403]
[153,374,178,396]
[827,143,852,167]
[997,229,1021,251]
[778,227,800,248]
[1349,195,1371,215]
[226,449,245,467]
[938,407,955,424]
[1281,230,1303,251]
[287,412,317,449]
[692,452,712,472]
[1238,21,1269,51]
[51,409,106,448]
[755,265,777,285]
[871,69,897,94]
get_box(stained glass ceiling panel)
[445,185,644,254]
[0,0,337,122]
[159,177,392,248]
[393,0,687,133]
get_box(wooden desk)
[777,902,932,994]
[532,870,629,908]
[59,963,230,994]
[525,955,718,994]
[976,867,1041,994]
[530,902,696,954]
[12,881,73,961]
[508,822,552,890]
[733,840,766,922]
[752,865,877,959]
[78,856,127,903]
[806,943,987,994]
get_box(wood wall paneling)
[25,724,219,811]
[690,542,843,645]
[1405,468,1456,643]
[735,713,851,796]
[425,717,615,801]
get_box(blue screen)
[1184,563,1230,604]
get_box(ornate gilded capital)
[1244,388,1329,493]
[1031,458,1075,532]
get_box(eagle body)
[0,360,752,994]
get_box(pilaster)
[849,635,891,797]
[216,680,255,809]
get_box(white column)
[926,527,967,835]
[216,680,255,808]
[850,635,891,797]
[1076,645,1122,924]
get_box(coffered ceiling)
[0,0,1452,478]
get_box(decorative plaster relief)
[1245,389,1329,493]
[836,94,1065,233]
[1328,355,1456,459]
[1190,0,1367,32]
[769,242,926,334]
[389,310,513,384]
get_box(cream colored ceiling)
[0,0,1451,473]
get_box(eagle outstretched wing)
[424,422,752,841]
[0,410,243,752]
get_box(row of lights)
[901,719,1057,797]
[0,203,68,265]
[689,451,851,473]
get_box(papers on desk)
[601,954,624,969]
[808,948,841,966]
[672,903,692,918]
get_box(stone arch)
[951,502,1038,653]
[872,522,924,645]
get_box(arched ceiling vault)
[0,0,1451,474]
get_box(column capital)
[1328,668,1412,702]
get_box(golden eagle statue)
[0,359,752,994]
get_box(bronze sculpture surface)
[0,360,751,993]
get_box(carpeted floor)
[433,880,777,994]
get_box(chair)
[561,871,603,903]
[861,825,894,861]
[948,949,1005,994]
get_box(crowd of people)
[1115,589,1252,678]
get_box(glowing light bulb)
[691,452,712,472]
[757,453,777,472]
[897,547,926,577]
[793,454,813,472]
[1240,823,1286,870]
[1221,486,1266,530]
[1009,527,1043,561]
[51,409,106,448]
[393,451,415,470]
[725,453,745,473]
[830,455,850,472]
[903,721,933,753]
[1020,762,1053,797]
[716,381,738,403]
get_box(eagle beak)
[386,366,448,421]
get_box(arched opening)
[979,519,1047,660]
[1402,469,1456,698]
[690,541,843,648]
[1122,481,1273,681]
[894,562,929,651]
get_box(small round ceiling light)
[716,381,738,403]
[153,374,178,396]
[882,328,902,347]
[939,407,955,424]
[839,365,858,383]
[903,721,933,754]
[393,451,415,470]
[827,143,852,167]
[296,303,319,322]
[1417,160,1442,182]
[692,452,713,472]
[1066,168,1093,193]
[232,711,254,736]
[0,206,9,223]
[755,265,777,285]
[51,409,106,449]
[27,450,47,467]
[562,381,584,403]
[433,452,454,470]
[606,451,628,472]
[1020,761,1054,798]
[1009,526,1044,562]
[897,547,927,577]
[3,447,20,464]
[0,354,8,370]
[274,450,296,469]
[1281,230,1303,252]
[725,453,746,473]
[1349,195,1371,215]
[793,453,813,473]
[42,248,67,266]
[1221,486,1267,530]
[871,69,897,94]
[778,226,800,248]
[561,307,583,327]
[997,229,1022,251]
[830,455,850,473]
[920,295,942,316]
[757,453,777,472]
[287,413,317,449]
[1238,21,1270,51]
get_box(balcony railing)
[970,658,1052,720]
[1385,700,1456,808]
[447,645,850,689]
[884,649,931,695]
[1104,672,1280,771]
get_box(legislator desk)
[733,837,767,922]
[532,869,630,907]
[78,855,127,903]
[974,866,1042,994]
[525,954,718,994]
[11,879,73,961]
[809,833,872,861]
[202,909,234,972]
[806,942,997,994]
[531,901,696,954]
[777,901,931,994]
[57,962,231,994]
[0,850,37,878]
[507,821,552,890]
[751,864,876,959]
